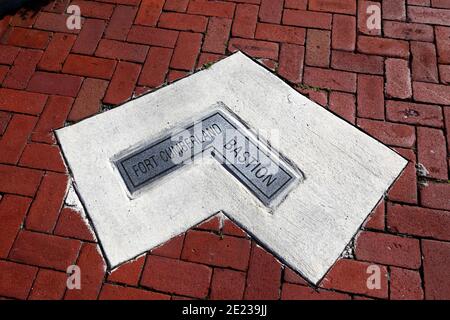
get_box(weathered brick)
[387,203,450,241]
[284,0,307,9]
[278,43,304,84]
[182,230,251,270]
[135,0,165,26]
[332,14,356,51]
[171,32,202,71]
[139,47,172,87]
[413,82,450,105]
[355,231,421,269]
[244,244,281,299]
[422,240,450,299]
[255,23,305,45]
[164,0,189,12]
[3,49,42,89]
[127,26,179,48]
[388,148,417,204]
[321,259,388,298]
[72,19,106,55]
[357,118,415,148]
[364,200,385,230]
[283,9,332,29]
[390,267,424,300]
[310,0,356,14]
[68,78,109,121]
[331,51,384,75]
[305,29,330,67]
[0,195,31,258]
[329,92,356,124]
[158,12,208,32]
[358,1,381,36]
[357,74,384,119]
[417,127,448,179]
[6,27,50,49]
[385,58,412,99]
[420,181,450,211]
[0,164,43,197]
[65,243,105,300]
[432,0,450,8]
[304,67,356,92]
[10,230,81,271]
[54,207,96,242]
[0,111,11,135]
[19,143,66,172]
[283,267,308,286]
[411,42,439,83]
[71,0,114,19]
[358,36,409,58]
[34,12,81,33]
[104,61,141,105]
[440,65,450,84]
[383,0,406,21]
[436,26,450,64]
[96,39,148,63]
[108,255,145,286]
[29,269,67,300]
[27,72,83,97]
[188,0,235,18]
[408,6,450,26]
[259,0,283,23]
[281,283,351,300]
[38,33,76,72]
[0,45,19,65]
[99,283,169,300]
[232,4,258,38]
[228,38,279,60]
[105,5,137,41]
[210,268,246,300]
[63,54,116,80]
[203,17,232,54]
[0,260,37,299]
[0,114,37,164]
[141,255,212,298]
[386,101,443,127]
[0,88,47,115]
[384,21,434,42]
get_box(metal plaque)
[115,106,297,206]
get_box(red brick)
[105,5,137,41]
[281,283,351,300]
[364,200,385,230]
[436,27,450,64]
[65,243,106,300]
[408,0,430,4]
[72,0,114,19]
[3,49,42,89]
[321,259,388,298]
[0,114,37,164]
[104,61,141,105]
[127,26,178,48]
[96,40,148,64]
[167,70,188,83]
[10,230,81,271]
[0,88,47,115]
[411,42,439,83]
[385,58,412,99]
[10,8,38,27]
[19,143,66,172]
[332,14,356,51]
[257,23,306,46]
[244,244,281,299]
[32,95,73,144]
[54,207,96,242]
[34,12,81,34]
[387,203,450,241]
[0,195,31,258]
[63,54,116,80]
[72,19,106,55]
[358,1,381,36]
[99,283,169,300]
[358,36,409,58]
[197,53,224,69]
[383,0,406,20]
[310,0,356,14]
[188,0,235,18]
[259,0,283,23]
[386,101,443,127]
[171,32,202,71]
[304,67,356,92]
[68,78,109,121]
[422,239,450,299]
[182,230,251,270]
[355,231,421,269]
[390,267,423,300]
[108,255,145,286]
[164,0,189,12]
[151,234,185,259]
[210,268,246,300]
[29,269,67,300]
[158,12,208,32]
[44,0,72,13]
[0,164,43,197]
[27,72,83,97]
[195,216,221,232]
[139,47,172,87]
[433,0,450,8]
[445,108,450,152]
[0,65,7,84]
[413,82,450,105]
[0,111,11,135]
[418,127,448,179]
[388,148,418,204]
[141,255,212,298]
[283,9,332,29]
[25,172,68,233]
[297,87,328,106]
[203,17,232,54]
[384,21,434,42]
[222,219,247,237]
[38,33,76,72]
[357,75,384,119]
[408,6,450,26]
[232,4,258,38]
[6,27,50,49]
[420,181,450,211]
[135,0,165,26]
[285,0,307,9]
[96,0,140,4]
[440,65,450,84]
[305,29,330,67]
[228,38,279,60]
[283,267,308,286]
[357,118,415,148]
[278,43,304,84]
[329,92,356,124]
[0,260,37,299]
[331,51,384,75]
[0,45,19,65]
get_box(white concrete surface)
[56,52,407,284]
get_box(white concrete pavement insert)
[56,52,407,284]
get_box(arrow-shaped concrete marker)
[56,52,407,284]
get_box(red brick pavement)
[0,0,449,300]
